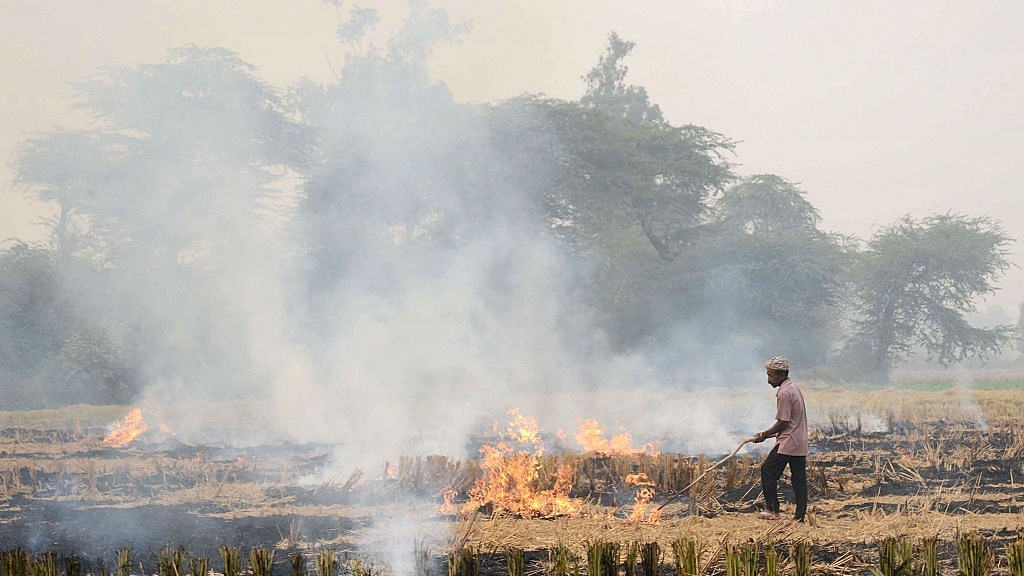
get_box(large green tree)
[690,175,852,367]
[490,41,867,361]
[845,213,1016,381]
[506,98,735,260]
[574,33,735,261]
[483,93,735,350]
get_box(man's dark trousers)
[760,445,807,521]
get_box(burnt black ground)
[0,496,365,570]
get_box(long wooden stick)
[657,437,755,511]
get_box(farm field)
[0,374,1023,576]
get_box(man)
[751,356,808,522]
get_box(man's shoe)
[757,511,780,520]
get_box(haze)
[4,1,1022,309]
[2,0,1021,562]
[4,1,1021,317]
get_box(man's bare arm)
[753,419,788,442]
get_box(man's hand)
[752,432,764,443]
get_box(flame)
[624,470,660,523]
[575,418,607,452]
[440,488,459,515]
[460,409,581,518]
[103,408,148,446]
[454,411,664,518]
[576,418,659,455]
[506,408,543,453]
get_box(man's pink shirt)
[775,378,808,456]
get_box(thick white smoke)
[110,9,774,473]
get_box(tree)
[14,46,308,398]
[479,35,738,351]
[1017,301,1024,354]
[693,175,852,367]
[495,96,735,264]
[572,33,735,261]
[615,175,851,369]
[0,243,137,407]
[844,213,1016,381]
[295,3,507,314]
[580,32,663,126]
[13,130,120,264]
[480,92,736,350]
[717,174,822,234]
[0,243,67,380]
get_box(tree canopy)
[844,214,1016,381]
[580,32,664,126]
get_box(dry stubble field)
[0,373,1023,576]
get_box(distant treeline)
[1,19,1017,408]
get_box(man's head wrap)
[764,356,789,371]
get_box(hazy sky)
[2,0,1022,313]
